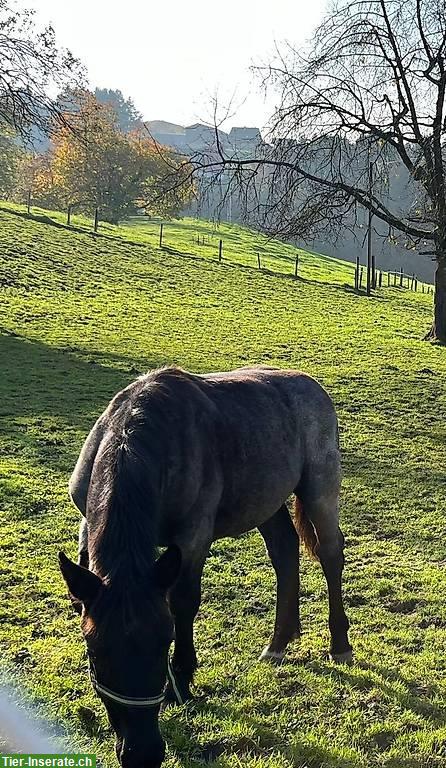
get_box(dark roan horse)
[59,366,352,768]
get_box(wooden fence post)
[67,204,72,226]
[379,271,383,288]
[414,277,418,291]
[159,223,164,248]
[294,254,299,278]
[218,239,223,262]
[359,267,364,289]
[94,208,99,232]
[400,267,403,287]
[257,252,261,269]
[355,256,360,290]
[387,271,390,287]
[26,190,31,214]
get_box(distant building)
[145,120,262,156]
[185,123,230,152]
[229,126,262,154]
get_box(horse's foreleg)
[166,556,206,704]
[258,504,300,663]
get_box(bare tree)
[168,0,446,342]
[0,0,84,142]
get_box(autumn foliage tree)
[0,127,22,197]
[23,91,193,222]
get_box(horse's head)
[59,547,182,768]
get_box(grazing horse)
[59,366,352,768]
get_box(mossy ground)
[0,202,445,767]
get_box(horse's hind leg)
[297,456,352,663]
[258,504,300,663]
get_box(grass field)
[1,202,446,768]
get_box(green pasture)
[0,202,445,767]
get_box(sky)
[21,0,327,131]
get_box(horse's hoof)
[330,649,353,665]
[259,646,285,664]
[161,690,194,710]
[163,686,185,708]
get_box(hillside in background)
[1,204,446,768]
[144,119,434,283]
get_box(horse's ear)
[152,545,182,591]
[58,551,103,606]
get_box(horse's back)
[70,366,339,537]
[198,366,338,457]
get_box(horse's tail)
[293,496,319,560]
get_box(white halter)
[90,658,184,707]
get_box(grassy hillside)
[1,202,446,768]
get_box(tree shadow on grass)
[342,449,446,491]
[0,205,151,251]
[161,242,367,298]
[303,658,446,723]
[0,329,168,472]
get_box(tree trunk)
[426,257,446,343]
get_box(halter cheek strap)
[167,658,185,705]
[90,658,182,708]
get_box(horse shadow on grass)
[163,653,446,767]
[163,697,362,768]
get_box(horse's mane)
[86,367,213,591]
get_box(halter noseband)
[90,658,184,707]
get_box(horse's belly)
[213,470,298,539]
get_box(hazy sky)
[22,0,326,130]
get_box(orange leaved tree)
[24,91,193,223]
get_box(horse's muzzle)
[118,738,166,768]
